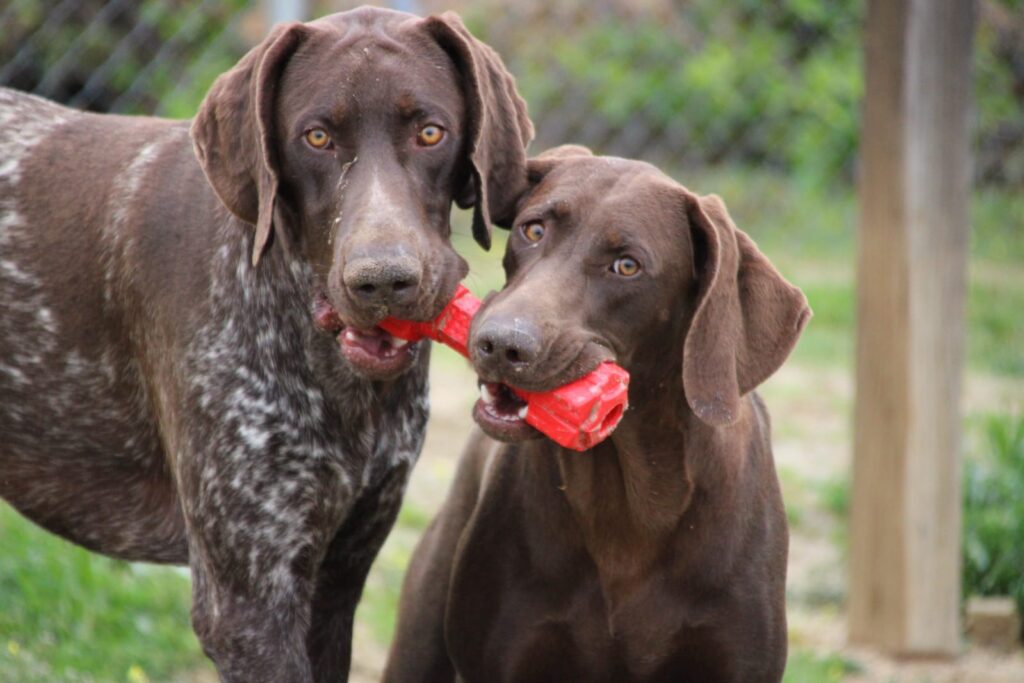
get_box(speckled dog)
[0,7,531,682]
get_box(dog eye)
[612,257,640,277]
[417,124,445,147]
[521,221,545,243]
[305,128,332,149]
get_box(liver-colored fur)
[385,146,810,682]
[0,8,531,682]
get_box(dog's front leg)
[188,549,315,683]
[178,443,351,683]
[307,464,410,682]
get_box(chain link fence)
[0,0,250,116]
[1,0,1021,186]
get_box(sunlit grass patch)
[0,505,204,683]
[784,648,860,682]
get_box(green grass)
[784,649,860,682]
[0,505,205,683]
[777,465,813,530]
[353,501,433,645]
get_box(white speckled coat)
[0,7,532,682]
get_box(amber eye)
[305,128,331,149]
[612,257,640,277]
[521,222,545,243]
[417,124,445,147]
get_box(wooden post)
[849,0,975,657]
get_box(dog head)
[191,8,532,379]
[469,146,810,441]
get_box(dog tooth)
[517,405,528,420]
[480,384,496,404]
[391,337,409,349]
[343,330,358,342]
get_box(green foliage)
[470,0,865,183]
[962,412,1024,632]
[469,0,1022,187]
[0,505,205,682]
[0,0,248,116]
[973,0,1024,185]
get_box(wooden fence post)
[849,0,975,657]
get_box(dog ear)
[423,12,534,250]
[681,192,811,426]
[191,23,310,267]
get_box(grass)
[784,649,861,683]
[0,505,205,683]
[352,501,432,645]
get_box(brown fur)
[384,146,810,682]
[0,8,531,682]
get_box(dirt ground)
[344,349,1024,682]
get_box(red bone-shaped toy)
[379,285,629,451]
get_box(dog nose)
[343,255,422,308]
[473,317,542,374]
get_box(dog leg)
[307,464,410,682]
[189,558,315,683]
[177,441,353,682]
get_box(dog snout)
[472,316,543,376]
[342,254,422,308]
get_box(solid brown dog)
[384,146,809,682]
[0,8,531,682]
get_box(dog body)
[385,149,809,682]
[0,8,531,681]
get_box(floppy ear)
[681,192,811,426]
[191,23,310,267]
[423,12,534,250]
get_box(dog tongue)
[342,326,408,355]
[344,326,384,349]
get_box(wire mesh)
[0,0,1019,186]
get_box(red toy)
[380,285,629,451]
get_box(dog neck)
[551,381,692,537]
[526,357,744,614]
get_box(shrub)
[962,412,1024,633]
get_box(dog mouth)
[313,293,419,378]
[472,380,540,442]
[338,325,416,376]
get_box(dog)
[384,146,810,682]
[0,7,532,681]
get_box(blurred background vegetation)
[0,0,1021,681]
[3,0,1023,187]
